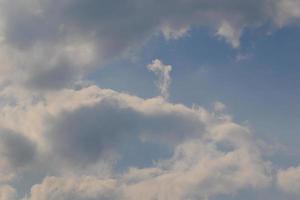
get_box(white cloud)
[147,59,172,99]
[26,120,271,200]
[0,185,16,200]
[122,126,271,200]
[0,85,208,169]
[275,0,300,26]
[216,22,242,48]
[0,85,272,199]
[28,176,118,200]
[277,165,300,197]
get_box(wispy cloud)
[147,59,172,99]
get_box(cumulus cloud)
[122,127,271,200]
[147,59,172,99]
[277,165,300,197]
[1,86,206,169]
[0,84,206,179]
[26,121,271,200]
[0,85,274,199]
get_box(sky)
[0,0,300,200]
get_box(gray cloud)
[45,94,204,168]
[26,61,77,91]
[0,85,275,199]
[27,121,271,200]
[0,128,36,170]
[0,128,37,189]
[0,0,300,90]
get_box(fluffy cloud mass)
[0,185,16,200]
[277,165,300,197]
[0,85,273,199]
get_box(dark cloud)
[0,129,36,169]
[0,0,299,90]
[46,97,204,167]
[26,61,77,91]
[2,0,273,49]
[27,120,271,200]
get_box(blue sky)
[93,25,300,160]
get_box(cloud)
[0,85,207,174]
[277,165,300,197]
[122,125,271,200]
[1,0,300,90]
[147,59,172,99]
[0,1,299,199]
[27,121,271,200]
[0,129,36,168]
[0,128,37,183]
[0,85,273,199]
[213,101,227,112]
[275,0,300,26]
[42,87,206,168]
[216,22,242,48]
[28,176,118,200]
[0,185,16,200]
